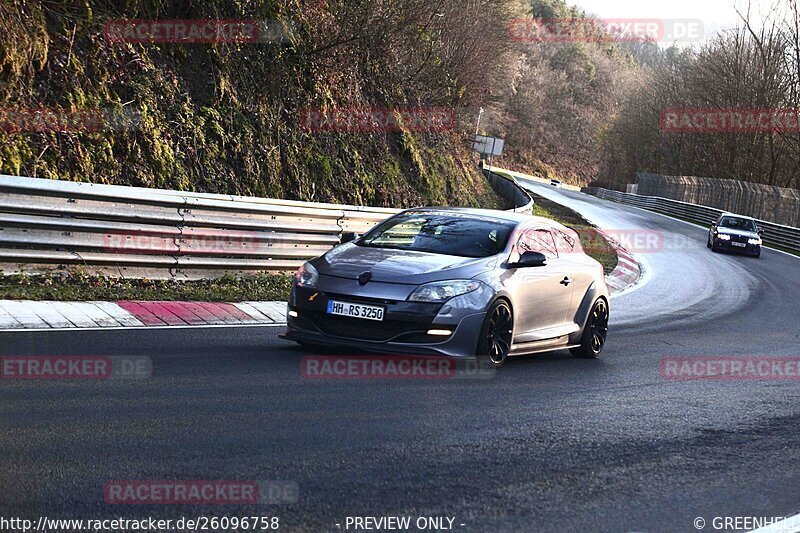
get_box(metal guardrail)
[483,169,534,214]
[583,187,800,252]
[0,170,531,279]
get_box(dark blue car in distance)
[707,213,763,258]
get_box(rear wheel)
[477,300,514,368]
[570,298,609,359]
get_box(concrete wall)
[636,173,800,227]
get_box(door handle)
[560,277,572,286]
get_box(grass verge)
[0,272,293,302]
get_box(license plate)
[327,300,385,321]
[732,242,747,247]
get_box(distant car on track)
[550,179,562,187]
[283,208,610,367]
[707,213,763,258]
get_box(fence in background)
[0,170,531,279]
[584,187,800,252]
[636,172,800,228]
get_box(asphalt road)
[2,187,800,532]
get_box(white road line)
[67,302,123,327]
[233,302,273,322]
[0,300,51,329]
[24,301,77,328]
[605,278,627,290]
[0,304,22,329]
[0,300,291,331]
[89,301,145,327]
[612,265,638,277]
[609,257,652,300]
[750,513,800,532]
[48,302,99,328]
[262,301,288,319]
[247,301,286,322]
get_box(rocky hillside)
[0,0,518,207]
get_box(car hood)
[314,243,497,284]
[717,227,760,239]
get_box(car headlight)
[408,280,483,303]
[717,234,731,241]
[294,262,319,288]
[748,238,762,245]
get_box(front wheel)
[477,300,514,368]
[570,298,609,359]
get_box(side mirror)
[758,229,764,236]
[340,232,359,244]
[509,251,547,268]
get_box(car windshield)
[358,212,516,258]
[719,216,757,232]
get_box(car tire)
[711,239,719,252]
[477,300,514,369]
[707,235,712,248]
[570,298,609,359]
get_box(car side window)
[515,229,559,260]
[552,229,577,255]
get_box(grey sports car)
[282,208,610,367]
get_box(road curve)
[2,187,800,532]
[519,179,763,330]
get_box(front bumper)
[714,237,761,255]
[282,285,487,357]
